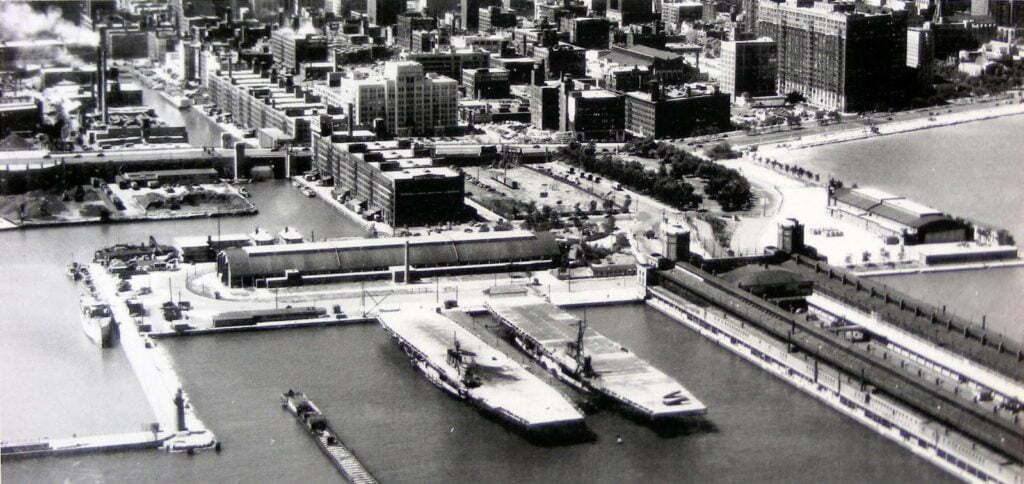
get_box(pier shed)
[828,187,972,245]
[216,230,561,288]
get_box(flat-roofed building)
[755,0,908,112]
[403,49,492,82]
[207,67,327,145]
[271,28,329,72]
[479,6,517,32]
[624,82,730,138]
[565,88,625,140]
[463,67,512,98]
[384,61,459,136]
[828,187,973,244]
[534,43,587,80]
[310,137,465,226]
[716,38,777,101]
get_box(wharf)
[656,265,1024,463]
[89,264,217,452]
[148,316,376,338]
[487,298,707,419]
[646,286,1024,484]
[377,309,585,429]
[1,431,168,460]
[292,177,392,236]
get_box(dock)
[282,391,378,484]
[377,309,586,433]
[1,432,168,460]
[486,298,707,420]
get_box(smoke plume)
[0,2,100,46]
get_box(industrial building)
[624,82,731,138]
[755,0,908,112]
[207,66,328,145]
[270,27,330,72]
[311,137,465,226]
[216,230,561,288]
[828,187,973,245]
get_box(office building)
[479,6,518,31]
[533,43,586,80]
[369,0,405,26]
[271,28,329,72]
[396,12,438,51]
[462,0,502,31]
[403,49,491,82]
[608,0,652,25]
[384,61,459,136]
[565,17,612,49]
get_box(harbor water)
[780,115,1024,344]
[0,84,999,482]
[2,305,953,483]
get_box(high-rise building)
[396,12,438,51]
[716,37,777,101]
[564,17,612,49]
[533,43,586,80]
[271,27,329,71]
[369,0,405,26]
[463,67,511,98]
[608,0,652,25]
[971,0,1024,27]
[755,0,907,112]
[461,0,502,31]
[661,1,704,31]
[384,61,459,136]
[478,6,517,31]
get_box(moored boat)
[80,296,116,348]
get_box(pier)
[655,264,1024,466]
[1,432,167,461]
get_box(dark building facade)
[369,0,405,26]
[461,0,502,31]
[609,0,653,25]
[529,82,561,130]
[564,88,625,140]
[478,6,517,31]
[564,17,612,49]
[624,82,731,138]
[755,0,908,112]
[533,43,587,80]
[396,13,438,51]
[463,68,512,98]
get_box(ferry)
[80,296,116,348]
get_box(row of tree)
[561,141,753,212]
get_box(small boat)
[80,296,115,348]
[68,262,82,280]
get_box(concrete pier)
[1,432,168,460]
[90,264,217,452]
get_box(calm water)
[0,180,366,443]
[2,306,953,483]
[781,116,1024,344]
[0,87,987,482]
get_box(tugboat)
[80,295,116,348]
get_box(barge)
[281,390,378,484]
[487,298,707,421]
[377,309,587,442]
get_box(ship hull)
[82,315,114,348]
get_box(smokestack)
[348,102,354,136]
[97,26,109,125]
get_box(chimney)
[648,80,660,102]
[97,26,109,125]
[348,102,354,136]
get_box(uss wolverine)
[377,309,588,442]
[487,298,707,422]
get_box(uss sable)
[487,299,707,421]
[378,309,587,441]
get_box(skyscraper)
[369,0,406,26]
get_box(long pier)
[1,432,168,461]
[646,287,1024,484]
[656,264,1024,465]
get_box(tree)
[785,91,806,105]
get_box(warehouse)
[217,230,562,288]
